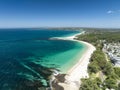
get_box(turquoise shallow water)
[0,29,86,90]
[42,41,87,73]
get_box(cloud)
[107,10,114,14]
[107,10,120,14]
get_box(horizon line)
[0,26,120,29]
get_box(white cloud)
[107,10,114,14]
[107,10,120,14]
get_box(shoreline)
[51,31,96,90]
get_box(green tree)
[103,62,114,75]
[104,78,117,89]
[114,67,120,78]
[88,61,100,74]
[107,73,119,80]
[80,78,100,90]
[118,83,120,90]
[95,77,102,86]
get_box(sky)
[0,0,120,28]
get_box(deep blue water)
[0,29,82,90]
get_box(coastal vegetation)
[76,29,120,90]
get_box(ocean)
[0,29,86,90]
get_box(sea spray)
[48,69,61,90]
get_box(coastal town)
[103,42,120,67]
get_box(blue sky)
[0,0,120,28]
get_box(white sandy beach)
[53,32,96,90]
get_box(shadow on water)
[0,58,54,90]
